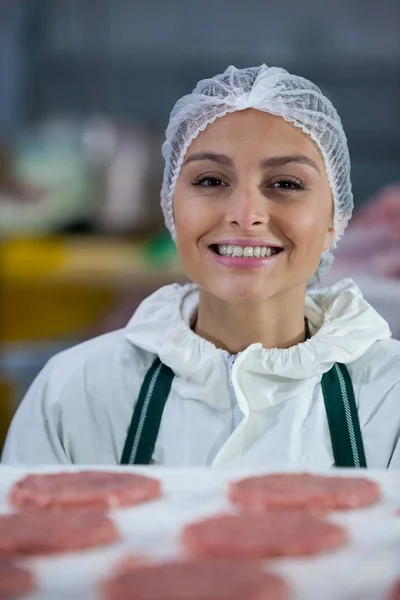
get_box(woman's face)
[173,109,335,305]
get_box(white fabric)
[3,280,400,469]
[161,64,353,277]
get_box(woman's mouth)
[209,244,283,258]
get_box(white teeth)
[216,245,280,258]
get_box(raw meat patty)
[388,580,400,600]
[0,560,36,599]
[0,511,119,556]
[182,511,347,559]
[102,559,288,600]
[229,473,380,512]
[113,554,149,574]
[9,471,161,511]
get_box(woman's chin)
[202,280,279,306]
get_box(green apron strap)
[321,362,367,468]
[120,358,174,465]
[121,358,366,469]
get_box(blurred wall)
[0,1,33,140]
[1,0,400,204]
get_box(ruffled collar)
[124,279,391,383]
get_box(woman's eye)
[193,176,227,188]
[270,179,306,191]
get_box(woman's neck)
[194,287,308,354]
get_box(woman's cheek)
[289,209,329,246]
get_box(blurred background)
[0,0,400,448]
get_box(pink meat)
[229,473,380,512]
[102,559,288,600]
[182,511,347,559]
[112,554,149,575]
[352,184,400,233]
[9,471,161,511]
[0,560,36,599]
[0,511,119,556]
[388,580,400,600]
[371,250,400,277]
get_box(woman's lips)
[207,245,283,269]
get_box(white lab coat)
[2,279,400,469]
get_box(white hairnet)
[161,64,353,277]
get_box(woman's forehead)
[187,109,324,167]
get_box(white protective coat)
[2,279,400,469]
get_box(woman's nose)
[225,188,268,230]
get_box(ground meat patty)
[102,559,288,600]
[229,473,380,512]
[9,471,161,511]
[388,580,400,600]
[0,511,119,556]
[182,511,347,559]
[0,560,36,599]
[113,554,149,574]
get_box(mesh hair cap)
[161,64,353,277]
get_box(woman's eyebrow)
[183,152,320,173]
[183,152,233,167]
[261,155,320,172]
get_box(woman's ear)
[323,225,335,252]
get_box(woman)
[3,65,400,468]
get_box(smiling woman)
[2,65,400,471]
